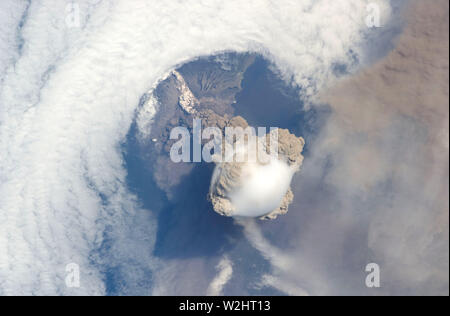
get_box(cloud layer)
[0,0,434,296]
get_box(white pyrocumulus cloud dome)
[230,159,294,218]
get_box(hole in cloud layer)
[125,51,335,295]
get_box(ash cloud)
[208,124,305,220]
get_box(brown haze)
[314,0,449,294]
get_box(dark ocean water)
[232,55,330,155]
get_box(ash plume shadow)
[124,130,242,260]
[152,162,242,259]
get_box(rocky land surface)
[139,54,304,219]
